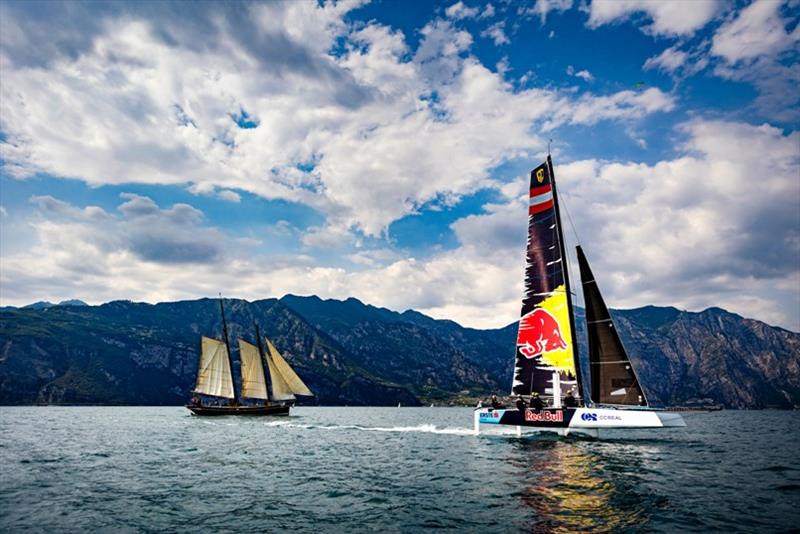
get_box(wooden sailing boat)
[474,156,685,437]
[186,298,313,416]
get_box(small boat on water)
[474,156,685,437]
[187,298,313,416]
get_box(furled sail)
[194,336,235,399]
[577,245,647,406]
[512,158,582,399]
[265,338,313,400]
[238,339,269,400]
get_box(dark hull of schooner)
[186,404,291,416]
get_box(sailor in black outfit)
[530,392,544,411]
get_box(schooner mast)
[219,296,239,405]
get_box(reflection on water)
[509,438,659,532]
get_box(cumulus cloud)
[710,0,800,122]
[3,118,798,331]
[523,0,574,24]
[643,45,689,74]
[558,119,799,330]
[585,0,721,36]
[711,1,799,64]
[445,1,480,20]
[481,21,510,45]
[566,65,594,82]
[217,190,242,203]
[0,1,677,242]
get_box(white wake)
[262,420,476,436]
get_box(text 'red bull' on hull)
[475,157,685,436]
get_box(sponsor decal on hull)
[525,409,563,423]
[569,408,664,428]
[479,410,502,424]
[477,408,575,428]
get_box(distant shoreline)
[3,404,796,410]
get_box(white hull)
[473,407,685,436]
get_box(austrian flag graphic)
[529,184,554,215]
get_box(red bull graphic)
[512,158,581,397]
[517,308,568,359]
[524,409,564,423]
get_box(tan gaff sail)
[194,336,235,399]
[265,338,313,400]
[238,339,268,400]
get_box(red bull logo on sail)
[517,308,568,359]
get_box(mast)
[192,337,204,396]
[512,158,582,401]
[219,295,239,404]
[254,322,273,402]
[546,155,584,404]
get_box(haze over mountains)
[0,296,797,408]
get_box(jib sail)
[577,245,647,406]
[512,157,582,400]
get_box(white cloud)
[481,21,510,45]
[557,119,799,330]
[3,117,798,332]
[566,65,594,82]
[547,87,675,129]
[586,0,721,36]
[0,3,678,242]
[0,206,7,217]
[709,1,800,122]
[445,1,479,20]
[217,189,242,203]
[643,45,689,74]
[711,0,799,64]
[524,0,574,24]
[479,4,496,19]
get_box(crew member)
[515,396,527,412]
[490,394,502,409]
[530,392,544,411]
[564,390,578,408]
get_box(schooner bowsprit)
[474,156,685,437]
[187,298,313,416]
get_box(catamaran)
[187,298,313,416]
[474,157,685,437]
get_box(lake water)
[1,407,798,532]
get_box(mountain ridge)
[0,296,797,408]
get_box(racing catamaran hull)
[474,407,685,436]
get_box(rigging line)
[559,190,582,246]
[558,194,586,320]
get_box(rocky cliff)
[0,297,797,407]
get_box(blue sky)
[0,0,798,330]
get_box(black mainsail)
[512,156,583,401]
[577,245,647,406]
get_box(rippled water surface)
[1,407,799,532]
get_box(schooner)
[187,298,313,416]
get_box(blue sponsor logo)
[479,411,501,423]
[581,412,623,422]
